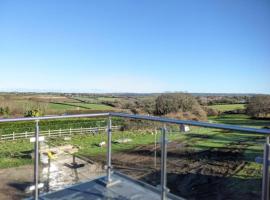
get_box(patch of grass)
[210,114,270,128]
[208,104,245,112]
[48,102,113,111]
[0,140,33,169]
[68,103,113,110]
[97,97,119,102]
[47,130,185,157]
[48,103,76,110]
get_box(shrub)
[246,95,270,118]
[0,106,10,116]
[204,107,220,116]
[24,109,42,117]
[155,93,207,121]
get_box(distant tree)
[204,107,220,116]
[137,99,156,114]
[155,93,199,115]
[0,107,4,115]
[4,106,10,115]
[155,93,207,120]
[246,95,270,118]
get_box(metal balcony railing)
[0,112,270,200]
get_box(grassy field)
[0,114,268,169]
[71,96,119,104]
[208,104,245,112]
[48,102,114,111]
[210,114,270,128]
[66,102,113,110]
[0,94,116,117]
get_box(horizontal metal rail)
[111,113,270,135]
[0,112,269,135]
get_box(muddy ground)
[92,141,262,200]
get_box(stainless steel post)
[161,126,167,200]
[262,137,270,200]
[154,129,157,168]
[34,120,39,200]
[106,117,112,183]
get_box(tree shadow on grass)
[213,115,270,128]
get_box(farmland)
[48,102,113,110]
[0,94,116,117]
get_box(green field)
[48,103,76,110]
[0,94,116,117]
[0,114,268,169]
[210,114,270,128]
[208,104,245,112]
[67,102,113,110]
[48,102,114,111]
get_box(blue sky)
[0,0,269,93]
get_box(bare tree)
[246,95,270,118]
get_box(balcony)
[0,112,270,200]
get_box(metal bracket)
[99,172,121,188]
[28,183,44,191]
[30,136,45,143]
[255,157,270,164]
[157,185,170,192]
[104,165,113,170]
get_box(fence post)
[262,136,270,200]
[104,116,120,187]
[59,128,61,137]
[160,126,168,200]
[48,129,50,137]
[25,131,28,138]
[70,128,72,135]
[154,128,157,168]
[13,132,15,140]
[81,127,82,134]
[34,120,40,200]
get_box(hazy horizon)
[0,87,268,95]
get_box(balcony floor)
[29,172,184,200]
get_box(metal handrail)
[0,112,269,135]
[111,112,270,135]
[0,113,110,123]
